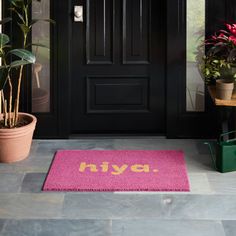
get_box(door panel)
[86,0,114,64]
[123,0,150,64]
[71,0,165,133]
[86,76,149,113]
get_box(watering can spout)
[204,142,217,170]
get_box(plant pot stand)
[208,86,236,106]
[208,86,236,139]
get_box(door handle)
[74,6,83,22]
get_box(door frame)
[43,0,212,138]
[4,0,234,138]
[54,0,185,138]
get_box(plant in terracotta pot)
[200,23,236,100]
[0,0,54,163]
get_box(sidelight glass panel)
[0,1,1,32]
[0,1,2,68]
[32,0,50,113]
[186,0,205,112]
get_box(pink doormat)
[43,150,190,192]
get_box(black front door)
[70,0,165,134]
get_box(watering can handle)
[220,130,236,143]
[204,142,217,170]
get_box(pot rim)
[0,113,37,136]
[216,79,234,84]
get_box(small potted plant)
[0,0,53,163]
[200,23,236,100]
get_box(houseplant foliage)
[0,0,53,127]
[0,0,54,162]
[200,23,236,85]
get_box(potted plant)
[0,0,53,163]
[200,23,236,100]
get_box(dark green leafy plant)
[0,0,54,128]
[200,23,236,85]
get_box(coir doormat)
[43,150,190,192]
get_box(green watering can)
[205,131,236,173]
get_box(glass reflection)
[186,0,205,112]
[32,0,50,113]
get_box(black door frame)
[4,0,236,138]
[55,0,184,138]
[166,0,236,138]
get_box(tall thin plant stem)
[4,100,7,126]
[0,90,2,114]
[14,31,28,126]
[14,65,24,125]
[7,76,13,127]
[1,91,5,123]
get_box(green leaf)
[18,23,30,34]
[2,45,12,49]
[0,34,10,48]
[0,18,12,25]
[0,65,10,69]
[9,8,25,23]
[9,49,36,63]
[10,60,32,68]
[0,68,8,90]
[8,0,24,8]
[30,43,49,49]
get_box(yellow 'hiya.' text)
[79,162,158,175]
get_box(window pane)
[32,0,50,113]
[0,1,2,66]
[186,0,205,112]
[0,1,2,32]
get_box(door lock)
[74,6,83,22]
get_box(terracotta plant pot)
[0,113,37,163]
[216,79,234,100]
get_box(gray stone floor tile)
[222,220,236,236]
[21,173,47,193]
[0,220,5,234]
[196,141,214,155]
[113,139,201,154]
[63,193,152,219]
[207,172,236,194]
[35,139,115,158]
[112,220,225,236]
[0,173,24,193]
[0,158,53,173]
[63,193,236,220]
[0,220,111,236]
[0,193,64,219]
[188,173,213,194]
[113,138,170,150]
[184,154,214,173]
[168,194,236,220]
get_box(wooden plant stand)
[208,86,236,107]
